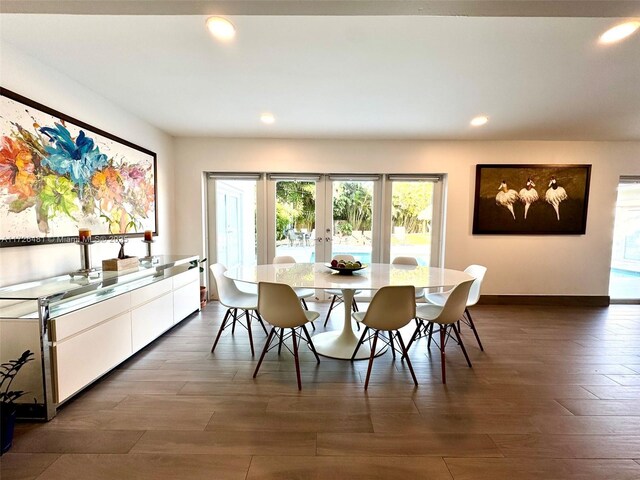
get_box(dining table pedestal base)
[311,288,386,360]
[311,329,387,360]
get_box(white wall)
[4,39,636,296]
[0,43,175,286]
[174,137,640,296]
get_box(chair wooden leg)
[211,308,231,353]
[253,328,275,378]
[352,298,359,313]
[278,329,284,355]
[255,311,268,335]
[302,324,320,363]
[351,326,369,361]
[245,310,254,356]
[291,328,302,390]
[231,308,238,334]
[439,325,446,384]
[396,329,418,386]
[324,295,338,326]
[364,331,379,390]
[465,308,484,351]
[388,331,396,359]
[453,321,473,368]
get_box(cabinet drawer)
[51,293,131,342]
[132,292,174,352]
[173,280,199,324]
[53,312,132,403]
[130,277,173,308]
[173,267,199,289]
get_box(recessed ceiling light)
[599,21,640,44]
[470,115,489,127]
[260,113,275,125]
[206,16,236,41]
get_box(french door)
[206,172,444,291]
[266,175,383,265]
[206,174,261,274]
[384,175,444,266]
[327,176,380,264]
[270,176,320,263]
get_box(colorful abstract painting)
[0,89,157,246]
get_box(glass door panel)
[389,180,434,265]
[275,180,317,263]
[330,180,374,264]
[610,179,640,300]
[215,179,257,269]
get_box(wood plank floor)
[2,302,640,479]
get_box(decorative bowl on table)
[326,263,367,275]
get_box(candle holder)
[142,239,158,263]
[70,240,99,277]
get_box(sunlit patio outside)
[275,180,433,265]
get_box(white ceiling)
[1,13,640,140]
[3,1,640,17]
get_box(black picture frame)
[472,164,591,235]
[0,88,158,247]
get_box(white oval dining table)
[225,263,474,360]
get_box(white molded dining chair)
[408,279,474,384]
[424,265,487,350]
[210,263,267,356]
[351,286,418,390]
[391,256,424,299]
[273,256,316,329]
[253,282,320,390]
[324,254,362,326]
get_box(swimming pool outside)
[610,268,640,300]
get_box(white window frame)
[381,174,445,266]
[203,171,446,292]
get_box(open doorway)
[610,177,640,302]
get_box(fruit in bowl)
[328,258,364,273]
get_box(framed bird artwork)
[472,164,591,235]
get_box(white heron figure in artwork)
[545,175,568,221]
[496,180,519,220]
[518,177,539,220]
